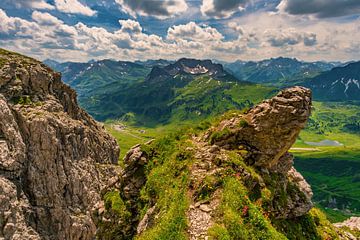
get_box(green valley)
[49,56,360,224]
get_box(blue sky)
[0,0,359,62]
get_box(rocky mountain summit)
[97,86,354,239]
[147,58,233,82]
[0,49,120,239]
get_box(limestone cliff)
[0,49,119,239]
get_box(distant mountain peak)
[305,60,360,101]
[154,58,227,79]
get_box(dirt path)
[186,137,224,240]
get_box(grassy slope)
[102,124,342,240]
[107,100,360,223]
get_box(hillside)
[53,57,275,124]
[303,61,360,101]
[97,86,358,239]
[223,57,336,85]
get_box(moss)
[208,224,231,240]
[195,120,212,131]
[104,190,130,217]
[239,119,249,128]
[209,128,231,144]
[196,175,221,201]
[136,134,194,240]
[97,190,132,240]
[212,177,287,240]
[0,57,6,68]
[14,96,33,105]
[272,208,340,240]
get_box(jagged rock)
[136,205,157,235]
[0,49,119,239]
[121,144,149,200]
[212,86,311,169]
[206,86,313,218]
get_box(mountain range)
[223,57,338,85]
[304,61,360,101]
[46,58,274,123]
[45,57,360,124]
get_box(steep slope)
[98,87,353,239]
[44,59,151,119]
[81,58,275,123]
[0,49,120,239]
[304,61,360,101]
[224,57,336,85]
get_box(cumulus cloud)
[265,28,317,47]
[0,9,41,39]
[54,0,96,16]
[115,0,188,19]
[3,0,55,10]
[2,0,96,16]
[32,11,63,26]
[201,0,249,18]
[278,0,360,18]
[167,22,224,42]
[0,7,359,63]
[118,19,142,34]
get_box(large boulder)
[208,86,313,218]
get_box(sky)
[0,0,359,63]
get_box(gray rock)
[0,50,119,239]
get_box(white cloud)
[0,8,359,63]
[54,0,96,16]
[5,0,55,10]
[167,22,224,42]
[29,0,55,10]
[32,11,63,26]
[118,19,142,34]
[265,28,317,47]
[0,9,41,38]
[115,0,188,19]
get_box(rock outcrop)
[207,86,313,218]
[115,86,316,240]
[335,217,360,231]
[0,49,119,239]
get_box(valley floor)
[292,130,360,222]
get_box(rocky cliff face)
[207,86,313,219]
[0,49,119,239]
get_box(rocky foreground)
[0,49,358,240]
[0,49,120,239]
